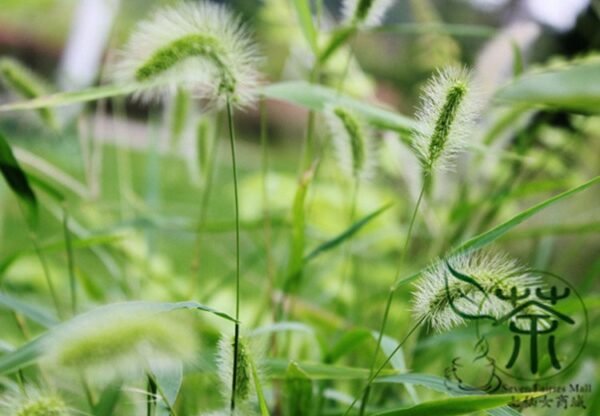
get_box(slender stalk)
[146,374,157,416]
[18,197,62,319]
[259,97,276,322]
[62,206,77,316]
[189,114,221,292]
[344,317,426,416]
[337,178,360,296]
[358,184,426,415]
[226,98,242,413]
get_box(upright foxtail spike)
[413,66,479,174]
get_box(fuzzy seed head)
[114,1,261,108]
[342,0,395,28]
[217,336,252,403]
[413,66,478,173]
[0,388,69,416]
[412,250,540,332]
[42,304,196,383]
[325,106,377,180]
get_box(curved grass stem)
[357,184,427,415]
[345,316,426,416]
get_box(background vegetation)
[0,1,599,415]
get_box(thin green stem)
[344,317,426,416]
[189,115,221,291]
[337,178,360,296]
[146,373,157,416]
[357,184,426,415]
[30,232,62,319]
[226,98,241,413]
[259,97,275,322]
[62,206,77,316]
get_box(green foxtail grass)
[114,1,261,108]
[42,307,196,384]
[0,387,69,416]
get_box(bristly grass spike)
[42,308,197,384]
[0,386,70,416]
[413,66,479,174]
[412,249,540,332]
[325,105,377,181]
[114,1,261,109]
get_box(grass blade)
[0,83,141,112]
[92,382,123,416]
[395,176,600,288]
[370,393,538,416]
[0,131,37,223]
[305,203,392,263]
[376,373,520,416]
[0,292,59,328]
[495,58,600,112]
[292,0,318,55]
[454,176,600,254]
[262,82,419,134]
[326,328,372,364]
[250,355,270,416]
[267,359,397,380]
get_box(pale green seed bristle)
[45,311,196,382]
[134,34,236,94]
[334,107,366,176]
[425,81,467,171]
[56,317,187,367]
[217,335,255,404]
[233,339,252,402]
[13,396,67,416]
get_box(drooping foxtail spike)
[412,249,540,332]
[114,1,261,109]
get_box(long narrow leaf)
[305,203,392,262]
[454,176,600,254]
[376,373,519,416]
[0,292,59,328]
[262,82,419,134]
[495,58,600,112]
[292,0,318,54]
[0,83,140,112]
[0,131,37,223]
[395,176,600,288]
[371,393,538,416]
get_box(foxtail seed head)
[0,387,69,416]
[412,250,540,332]
[217,335,252,404]
[325,106,376,180]
[342,0,395,28]
[413,66,478,173]
[42,305,196,383]
[114,2,261,108]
